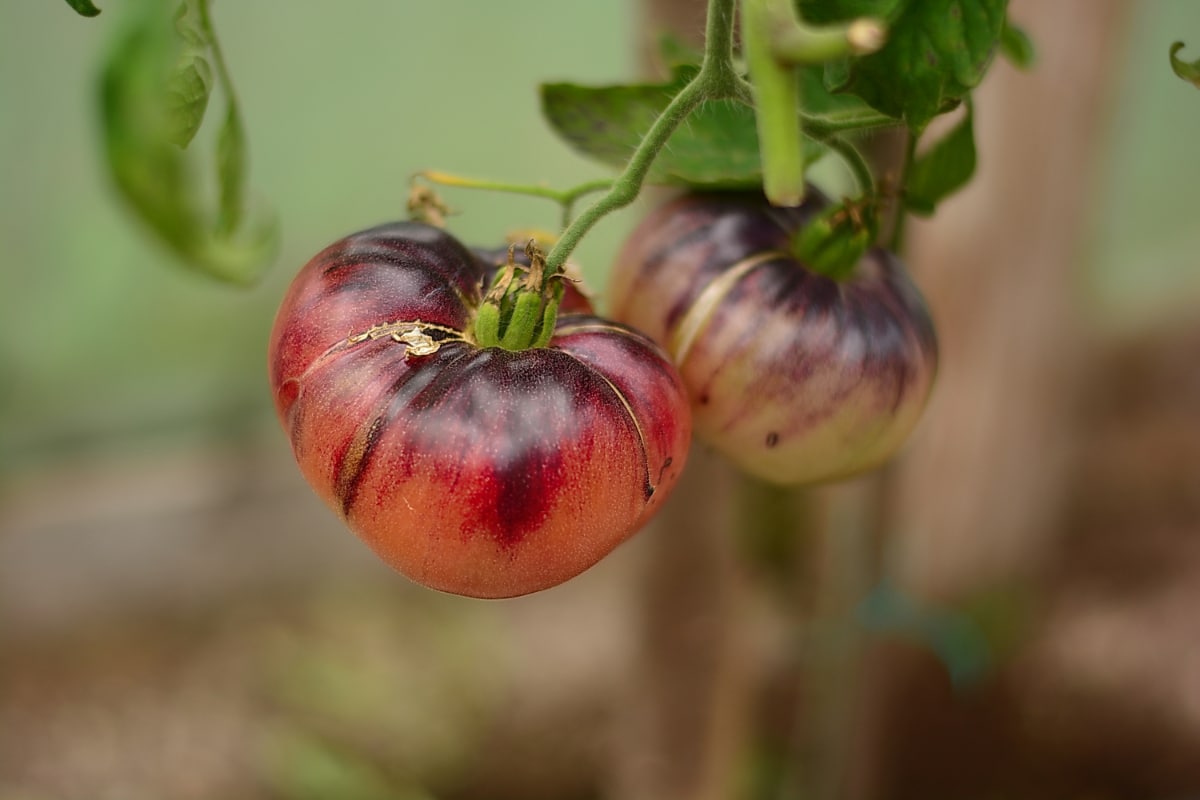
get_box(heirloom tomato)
[609,191,937,485]
[269,222,690,598]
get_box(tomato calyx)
[791,198,878,280]
[473,240,566,351]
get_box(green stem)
[818,134,875,196]
[772,17,887,64]
[544,0,738,273]
[889,131,918,252]
[742,0,805,206]
[418,171,611,216]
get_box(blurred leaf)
[541,69,824,188]
[165,2,214,148]
[823,0,1008,132]
[165,56,213,147]
[999,18,1035,69]
[904,103,976,215]
[1170,41,1200,88]
[99,0,276,285]
[65,0,102,17]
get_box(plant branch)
[818,134,876,196]
[415,171,612,229]
[772,17,887,64]
[742,0,805,206]
[889,130,918,252]
[544,0,737,273]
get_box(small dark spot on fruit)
[698,393,710,406]
[926,50,938,66]
[766,432,780,448]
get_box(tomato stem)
[542,0,744,276]
[743,0,806,206]
[473,242,564,350]
[413,171,612,230]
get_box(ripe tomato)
[269,222,691,598]
[609,191,937,485]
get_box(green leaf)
[1170,41,1200,88]
[165,56,214,147]
[165,1,214,147]
[65,0,102,17]
[999,18,1034,69]
[824,0,1008,132]
[100,0,276,285]
[541,70,824,188]
[904,102,976,215]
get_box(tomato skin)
[269,222,690,598]
[609,192,937,486]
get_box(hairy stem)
[544,0,738,274]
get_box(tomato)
[269,221,691,598]
[608,191,937,485]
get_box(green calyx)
[473,241,564,351]
[792,200,877,281]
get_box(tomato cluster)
[269,189,936,597]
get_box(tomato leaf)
[100,0,276,285]
[65,0,102,17]
[541,70,824,188]
[164,2,214,148]
[1170,41,1200,89]
[999,18,1034,69]
[822,0,1008,133]
[903,103,976,216]
[165,56,214,147]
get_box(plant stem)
[889,130,918,252]
[818,134,876,195]
[544,0,738,273]
[771,17,887,64]
[416,171,612,228]
[742,0,806,206]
